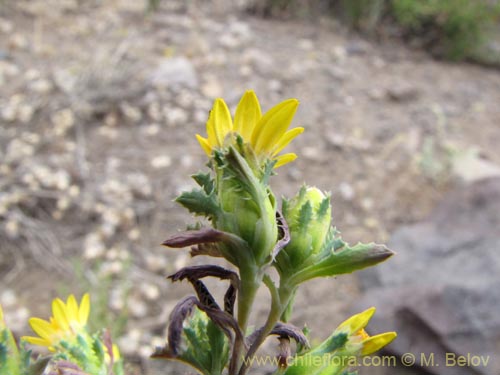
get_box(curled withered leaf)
[169,265,240,317]
[163,228,251,267]
[247,322,309,348]
[168,265,239,283]
[166,296,197,356]
[277,337,292,369]
[224,283,237,316]
[192,279,220,310]
[270,322,309,347]
[272,211,290,259]
[162,228,225,248]
[197,304,245,346]
[153,295,245,360]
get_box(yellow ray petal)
[66,295,79,323]
[22,336,51,347]
[234,90,262,141]
[337,307,376,334]
[79,293,90,326]
[251,99,293,147]
[208,98,233,147]
[253,99,299,154]
[52,298,69,331]
[272,127,304,156]
[274,153,297,168]
[0,304,4,327]
[196,134,212,156]
[29,318,56,340]
[361,332,397,356]
[206,111,217,146]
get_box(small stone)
[201,75,223,99]
[145,253,167,273]
[0,61,20,77]
[147,102,162,122]
[84,233,105,259]
[165,107,188,126]
[128,295,149,318]
[331,45,347,61]
[30,79,53,94]
[117,329,141,355]
[268,79,282,92]
[140,283,160,300]
[18,104,35,123]
[452,148,500,183]
[338,182,355,201]
[150,57,198,89]
[151,155,172,169]
[9,33,28,49]
[386,84,420,102]
[326,66,347,81]
[128,228,140,241]
[5,218,19,238]
[219,34,240,49]
[367,88,385,101]
[360,197,374,211]
[51,109,75,136]
[345,40,370,55]
[0,289,17,307]
[298,38,314,50]
[143,123,160,136]
[99,261,123,276]
[110,288,125,311]
[242,48,274,74]
[239,64,252,76]
[0,18,13,33]
[363,217,378,229]
[121,102,142,122]
[302,146,323,162]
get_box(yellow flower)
[22,294,90,350]
[336,307,397,356]
[196,90,304,168]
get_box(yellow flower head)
[196,90,304,168]
[22,293,90,350]
[336,307,397,356]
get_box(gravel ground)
[1,1,500,374]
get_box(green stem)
[238,278,295,375]
[229,265,261,375]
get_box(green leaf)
[290,243,394,285]
[176,189,220,218]
[192,172,215,195]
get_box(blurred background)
[1,0,499,374]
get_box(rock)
[325,65,347,81]
[386,83,420,102]
[149,57,198,89]
[242,48,274,74]
[165,107,188,126]
[451,148,500,183]
[345,40,371,55]
[356,178,500,375]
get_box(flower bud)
[280,186,331,269]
